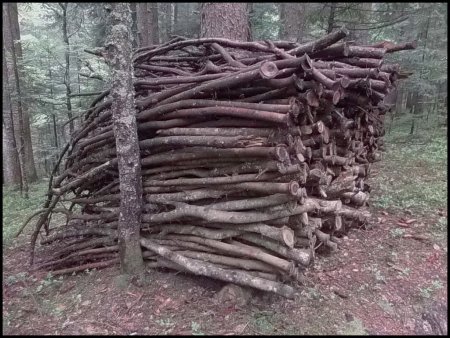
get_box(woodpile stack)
[27,28,415,298]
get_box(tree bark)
[59,3,74,137]
[200,3,249,41]
[105,3,144,276]
[2,46,22,187]
[150,3,159,44]
[160,2,172,43]
[5,2,38,183]
[136,3,158,47]
[4,3,28,197]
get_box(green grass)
[2,180,49,245]
[371,117,447,214]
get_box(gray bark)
[5,2,37,183]
[60,3,74,135]
[136,3,158,47]
[2,46,22,187]
[4,3,28,197]
[200,3,249,41]
[105,3,144,275]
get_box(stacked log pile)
[26,28,415,298]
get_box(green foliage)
[2,180,49,245]
[371,120,447,214]
[249,3,280,40]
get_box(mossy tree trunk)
[105,3,144,276]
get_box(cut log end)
[259,61,279,79]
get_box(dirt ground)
[3,162,448,335]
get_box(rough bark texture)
[200,3,249,41]
[2,46,22,186]
[4,3,28,197]
[280,3,307,42]
[105,3,144,275]
[4,3,37,183]
[136,3,158,47]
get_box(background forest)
[2,2,448,190]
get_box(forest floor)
[3,123,447,335]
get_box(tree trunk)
[2,46,22,187]
[4,3,28,197]
[136,3,155,47]
[200,3,249,41]
[150,3,159,44]
[47,47,59,150]
[173,3,179,34]
[160,2,172,43]
[327,3,336,34]
[6,2,38,183]
[280,3,307,42]
[396,85,404,112]
[105,3,144,276]
[60,3,74,135]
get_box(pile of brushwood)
[22,28,415,298]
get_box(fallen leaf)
[381,211,389,216]
[433,244,441,251]
[405,218,417,224]
[396,222,409,228]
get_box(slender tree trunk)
[7,2,38,183]
[105,3,144,276]
[136,3,150,47]
[327,3,336,34]
[2,47,22,187]
[173,3,179,34]
[150,3,159,44]
[76,52,82,130]
[200,3,249,41]
[396,85,404,112]
[60,3,74,135]
[46,45,59,150]
[160,2,172,43]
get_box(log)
[140,238,295,298]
